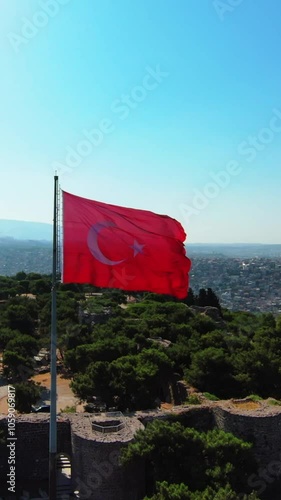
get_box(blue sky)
[1,0,281,243]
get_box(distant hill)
[0,219,280,276]
[187,243,281,258]
[0,239,52,276]
[0,220,52,241]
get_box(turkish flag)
[62,191,191,298]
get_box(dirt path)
[0,372,80,414]
[0,385,8,414]
[32,372,79,412]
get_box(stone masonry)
[0,400,281,499]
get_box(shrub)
[247,394,263,402]
[60,405,76,413]
[185,395,201,405]
[203,392,219,401]
[268,398,281,406]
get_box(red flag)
[62,191,191,298]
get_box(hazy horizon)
[1,218,281,246]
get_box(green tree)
[6,334,39,359]
[182,288,195,306]
[145,482,260,499]
[122,420,206,489]
[6,303,36,335]
[72,348,173,411]
[29,278,51,295]
[15,271,27,281]
[206,288,221,312]
[196,288,208,307]
[122,420,257,497]
[71,361,112,403]
[144,482,193,499]
[0,327,18,350]
[14,381,42,413]
[185,347,236,398]
[3,351,34,380]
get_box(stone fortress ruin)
[0,399,281,498]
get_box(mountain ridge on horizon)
[0,219,281,247]
[0,219,52,241]
[0,220,280,277]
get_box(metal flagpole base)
[49,452,57,499]
[49,175,59,500]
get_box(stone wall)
[70,413,145,500]
[138,405,215,432]
[1,401,281,498]
[0,414,71,482]
[138,401,281,469]
[212,402,281,467]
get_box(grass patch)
[247,394,263,402]
[60,405,76,413]
[268,398,281,406]
[203,392,219,401]
[185,395,201,405]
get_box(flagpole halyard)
[49,175,58,499]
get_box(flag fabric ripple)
[62,191,191,298]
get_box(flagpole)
[49,174,58,499]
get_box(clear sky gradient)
[1,0,281,243]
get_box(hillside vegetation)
[1,273,281,498]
